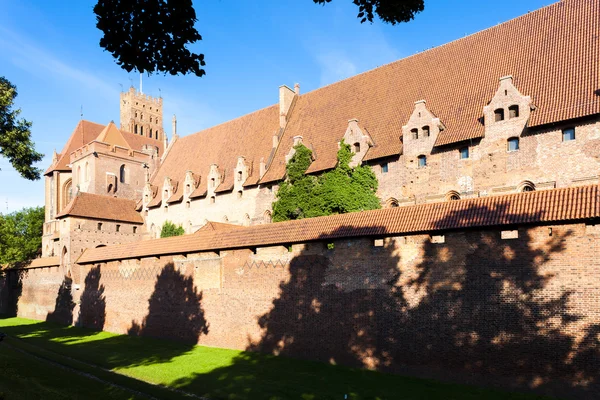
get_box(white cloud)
[0,26,117,99]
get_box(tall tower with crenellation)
[119,87,164,141]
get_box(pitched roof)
[56,192,144,224]
[78,184,600,264]
[151,0,599,188]
[45,120,164,176]
[195,221,246,233]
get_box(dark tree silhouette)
[46,276,75,325]
[0,269,24,317]
[128,262,209,343]
[93,0,424,77]
[77,266,106,331]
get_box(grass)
[0,317,557,400]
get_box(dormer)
[483,76,533,138]
[207,164,221,193]
[162,177,174,201]
[285,136,307,163]
[401,100,445,157]
[184,171,199,198]
[234,156,248,189]
[142,182,153,207]
[343,119,374,167]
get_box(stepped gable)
[45,121,105,174]
[79,184,600,264]
[150,104,279,201]
[261,0,600,181]
[56,192,143,224]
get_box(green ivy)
[272,141,380,222]
[160,221,185,238]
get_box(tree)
[0,77,43,180]
[272,141,380,222]
[93,0,424,77]
[160,220,185,238]
[0,206,45,266]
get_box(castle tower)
[119,87,164,141]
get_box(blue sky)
[0,0,552,213]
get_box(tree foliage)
[160,220,185,238]
[94,0,206,77]
[0,77,43,180]
[0,207,45,266]
[313,0,424,24]
[272,141,380,222]
[93,0,424,77]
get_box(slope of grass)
[0,317,556,400]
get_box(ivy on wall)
[272,141,380,222]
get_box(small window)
[140,126,144,135]
[459,147,469,159]
[133,226,137,234]
[422,126,430,137]
[150,117,153,123]
[508,105,519,119]
[507,137,519,152]
[237,171,243,181]
[522,186,534,192]
[97,222,103,230]
[211,178,216,188]
[119,164,126,184]
[164,189,168,198]
[494,108,504,122]
[237,190,243,199]
[135,125,138,134]
[562,127,575,142]
[381,163,388,173]
[150,128,153,137]
[164,205,168,213]
[417,155,427,168]
[353,142,361,153]
[210,196,215,204]
[449,194,460,201]
[186,201,191,209]
[411,128,418,140]
[116,224,120,232]
[186,184,191,194]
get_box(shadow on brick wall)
[174,203,600,399]
[46,275,75,325]
[0,270,24,318]
[77,266,106,331]
[128,262,209,344]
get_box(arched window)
[150,128,153,138]
[185,183,191,194]
[237,190,243,199]
[210,196,215,204]
[518,181,536,192]
[210,178,215,188]
[77,165,82,182]
[507,137,519,152]
[155,131,159,140]
[353,142,361,153]
[264,210,272,224]
[186,200,191,209]
[119,164,126,183]
[508,105,519,119]
[494,108,504,122]
[411,128,418,140]
[386,198,399,208]
[417,155,427,168]
[135,124,138,134]
[140,126,144,135]
[422,126,430,137]
[446,191,461,201]
[243,214,251,226]
[63,179,73,208]
[150,117,153,123]
[85,162,89,182]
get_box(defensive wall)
[2,185,600,399]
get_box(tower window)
[417,155,427,168]
[119,164,126,183]
[411,128,418,140]
[507,137,519,152]
[422,126,430,137]
[381,163,388,173]
[459,147,469,159]
[494,108,504,122]
[562,127,575,142]
[508,105,519,118]
[353,142,361,153]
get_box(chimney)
[294,83,300,95]
[279,85,295,129]
[259,157,266,177]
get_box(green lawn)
[0,317,556,400]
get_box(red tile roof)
[78,184,600,264]
[56,192,144,224]
[12,257,60,270]
[195,221,246,233]
[45,120,164,175]
[151,0,599,188]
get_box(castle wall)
[5,221,600,398]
